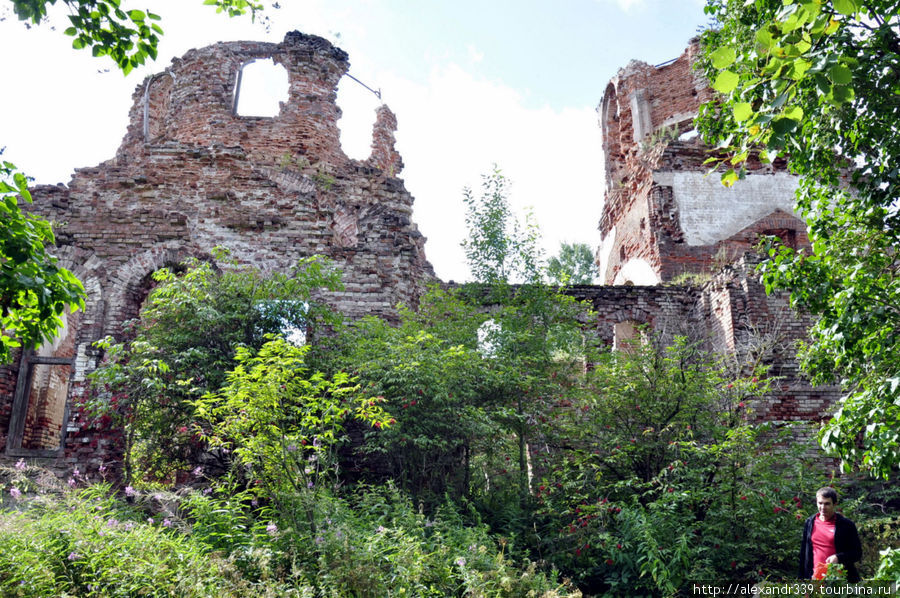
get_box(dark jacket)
[799,512,862,582]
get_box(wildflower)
[286,444,298,452]
[266,522,278,536]
[124,486,136,497]
[455,557,466,567]
[72,468,80,478]
[67,552,79,561]
[606,558,614,565]
[203,487,213,495]
[740,495,747,501]
[192,466,203,477]
[15,458,26,471]
[147,517,155,524]
[813,562,828,580]
[376,525,386,533]
[67,478,77,488]
[315,536,324,544]
[307,481,314,489]
[575,548,581,556]
[163,519,172,527]
[107,518,118,528]
[9,487,21,500]
[616,543,622,549]
[98,463,107,474]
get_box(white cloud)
[357,64,604,282]
[466,44,485,64]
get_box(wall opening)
[143,73,174,142]
[6,309,79,457]
[336,74,380,160]
[613,320,646,353]
[233,59,289,118]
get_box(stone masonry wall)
[1,32,435,478]
[1,32,838,480]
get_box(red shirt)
[811,516,837,567]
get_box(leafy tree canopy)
[547,241,597,285]
[699,0,900,477]
[9,0,264,74]
[0,160,84,363]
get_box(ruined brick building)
[0,34,837,477]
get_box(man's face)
[817,494,836,520]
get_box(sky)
[0,0,710,282]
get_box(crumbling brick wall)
[597,41,808,285]
[1,31,435,478]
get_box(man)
[799,486,862,582]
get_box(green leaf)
[712,70,740,94]
[711,47,737,69]
[832,0,859,16]
[755,27,775,49]
[772,117,797,135]
[831,85,855,104]
[129,9,146,21]
[733,102,753,122]
[721,169,739,187]
[783,105,804,121]
[829,63,852,85]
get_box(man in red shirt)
[799,487,862,582]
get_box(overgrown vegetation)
[4,166,898,596]
[698,0,900,479]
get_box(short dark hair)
[816,487,839,504]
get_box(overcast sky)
[0,0,709,282]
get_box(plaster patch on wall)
[663,171,798,245]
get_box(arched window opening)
[233,59,289,118]
[7,309,80,457]
[336,74,380,160]
[613,320,647,353]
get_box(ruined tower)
[596,41,808,285]
[0,32,434,472]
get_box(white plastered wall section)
[653,171,799,246]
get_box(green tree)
[324,287,496,505]
[193,336,391,537]
[461,166,543,286]
[537,335,820,594]
[460,167,590,499]
[0,160,84,363]
[547,241,597,285]
[87,252,343,484]
[698,0,900,478]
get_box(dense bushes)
[0,480,578,597]
[27,245,896,596]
